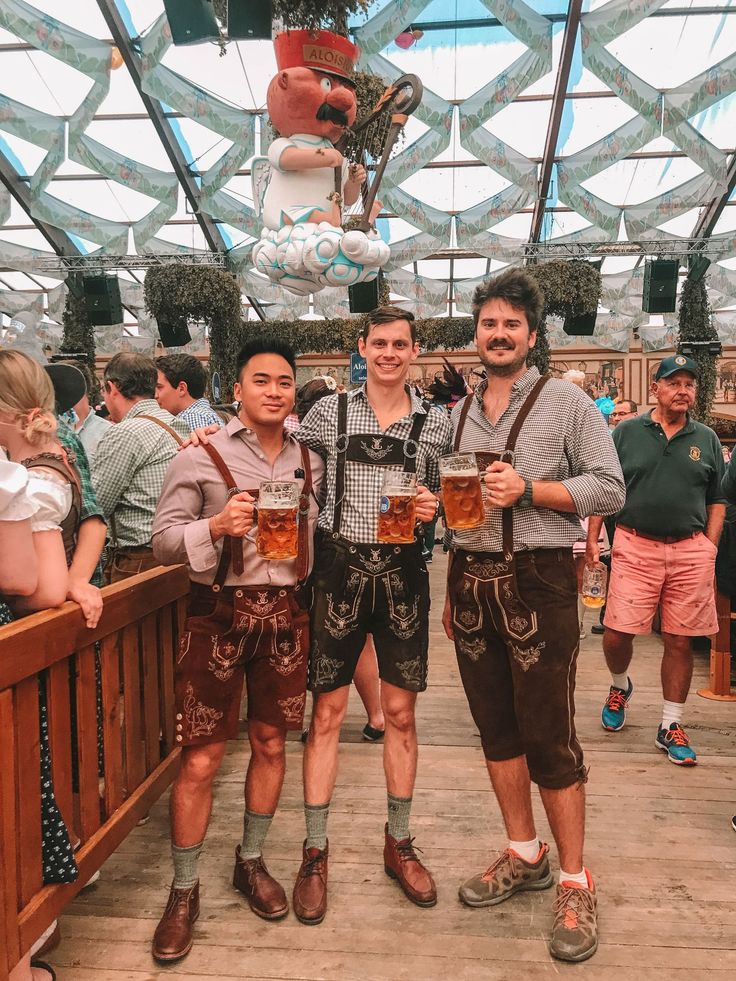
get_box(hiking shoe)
[655,723,697,765]
[601,678,633,731]
[458,843,553,907]
[549,871,598,963]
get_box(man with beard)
[442,269,624,963]
[586,356,725,764]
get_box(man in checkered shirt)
[444,269,624,964]
[292,305,451,924]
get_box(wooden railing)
[698,588,736,701]
[0,565,190,979]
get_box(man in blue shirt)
[155,354,222,431]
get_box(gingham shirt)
[178,397,223,432]
[57,420,106,586]
[450,367,626,552]
[296,385,452,543]
[92,400,189,548]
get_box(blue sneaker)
[655,723,697,765]
[601,679,633,731]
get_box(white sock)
[610,671,629,691]
[508,838,541,863]
[559,867,588,887]
[661,699,685,730]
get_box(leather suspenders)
[332,391,430,537]
[138,414,184,446]
[200,440,314,590]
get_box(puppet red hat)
[273,29,360,83]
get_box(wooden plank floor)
[55,552,736,979]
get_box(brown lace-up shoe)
[459,843,553,907]
[383,824,437,908]
[549,871,598,963]
[233,846,288,920]
[151,881,199,963]
[293,840,328,925]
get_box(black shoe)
[591,624,605,635]
[731,815,736,833]
[362,723,385,742]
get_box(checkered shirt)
[450,366,626,553]
[178,397,223,432]
[92,400,189,548]
[295,385,452,543]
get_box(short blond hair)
[0,349,57,446]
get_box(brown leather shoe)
[151,881,199,963]
[383,824,437,908]
[292,840,328,925]
[233,846,288,920]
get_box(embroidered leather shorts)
[448,547,586,790]
[308,534,430,694]
[174,582,309,746]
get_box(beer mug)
[439,452,485,530]
[582,564,607,609]
[377,471,417,544]
[257,481,299,560]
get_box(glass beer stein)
[439,452,485,530]
[257,481,299,560]
[582,564,607,608]
[377,471,417,544]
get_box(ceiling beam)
[0,150,81,257]
[687,152,736,280]
[95,0,266,321]
[529,0,583,246]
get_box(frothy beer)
[377,471,417,545]
[257,481,299,560]
[439,452,484,530]
[441,472,484,529]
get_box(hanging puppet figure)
[251,30,390,296]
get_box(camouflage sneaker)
[458,843,553,908]
[549,871,598,963]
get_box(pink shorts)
[604,527,718,637]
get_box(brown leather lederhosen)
[308,391,433,694]
[173,439,315,744]
[451,375,549,642]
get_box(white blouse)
[0,457,37,522]
[25,469,73,532]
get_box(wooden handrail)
[0,565,190,979]
[697,588,736,701]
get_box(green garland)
[60,283,99,401]
[271,1,373,33]
[677,275,718,425]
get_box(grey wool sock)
[241,810,274,860]
[172,841,203,889]
[304,802,330,851]
[387,793,412,842]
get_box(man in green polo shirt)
[586,355,726,764]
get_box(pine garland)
[677,276,718,425]
[61,283,99,402]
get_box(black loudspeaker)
[563,310,597,336]
[163,0,219,45]
[227,0,272,39]
[643,259,679,314]
[157,318,192,347]
[83,276,123,326]
[349,275,381,314]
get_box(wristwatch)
[518,478,534,509]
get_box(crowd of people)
[2,267,736,974]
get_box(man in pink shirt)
[150,337,324,964]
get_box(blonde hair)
[0,350,57,446]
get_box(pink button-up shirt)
[152,416,324,588]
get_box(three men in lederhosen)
[442,270,625,962]
[293,305,452,923]
[150,338,324,963]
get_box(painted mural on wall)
[551,358,625,402]
[251,30,389,296]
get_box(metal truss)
[38,253,227,274]
[523,239,736,260]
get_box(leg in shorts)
[308,537,430,694]
[604,528,718,636]
[175,583,309,747]
[448,548,585,790]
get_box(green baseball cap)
[654,354,698,380]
